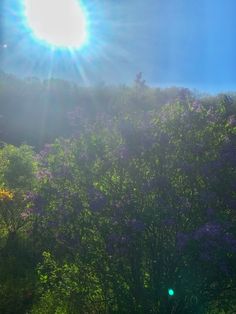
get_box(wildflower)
[25,191,37,201]
[20,209,32,220]
[88,187,107,211]
[223,233,236,252]
[227,115,236,127]
[36,169,53,180]
[117,145,129,160]
[191,101,202,112]
[206,207,215,217]
[141,178,158,192]
[199,252,211,261]
[220,143,236,164]
[176,232,190,250]
[39,144,53,159]
[0,188,13,201]
[194,223,222,240]
[127,218,145,232]
[163,218,176,226]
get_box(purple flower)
[155,176,169,189]
[220,143,236,164]
[227,199,236,209]
[191,101,202,112]
[39,144,53,158]
[159,133,170,145]
[88,188,107,211]
[200,160,223,176]
[117,145,129,160]
[176,232,190,250]
[53,164,71,178]
[179,161,193,174]
[141,179,156,193]
[47,220,57,227]
[206,207,215,217]
[194,223,222,240]
[227,115,236,127]
[199,252,211,261]
[223,233,236,252]
[67,106,83,127]
[178,197,191,211]
[106,233,130,256]
[127,218,145,232]
[20,208,33,220]
[219,262,230,275]
[163,218,176,226]
[200,191,217,203]
[29,194,47,216]
[36,169,53,180]
[25,191,37,201]
[178,88,191,102]
[191,143,204,154]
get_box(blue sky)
[1,0,236,93]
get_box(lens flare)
[24,0,88,49]
[168,288,175,296]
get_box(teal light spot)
[168,288,174,296]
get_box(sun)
[24,0,88,49]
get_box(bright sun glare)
[24,0,88,49]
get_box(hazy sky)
[1,0,236,92]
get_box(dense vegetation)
[0,72,236,313]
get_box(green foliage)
[0,144,37,190]
[0,78,236,312]
[33,252,105,314]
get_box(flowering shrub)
[0,86,236,313]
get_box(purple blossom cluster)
[178,161,194,174]
[176,232,190,250]
[25,191,37,202]
[95,113,114,129]
[106,233,130,256]
[67,106,82,127]
[138,111,155,130]
[193,222,222,240]
[39,144,53,158]
[191,101,202,113]
[126,218,145,232]
[178,196,191,210]
[226,198,236,209]
[178,88,191,102]
[159,132,170,146]
[206,207,215,217]
[53,164,72,178]
[220,142,236,164]
[227,115,236,127]
[36,169,53,180]
[88,187,107,212]
[199,191,217,204]
[116,144,129,160]
[141,176,170,193]
[200,160,223,177]
[191,222,236,258]
[141,179,156,193]
[223,233,236,253]
[155,175,170,189]
[190,143,205,154]
[20,208,33,220]
[176,221,236,257]
[25,192,46,216]
[163,218,176,226]
[205,107,219,123]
